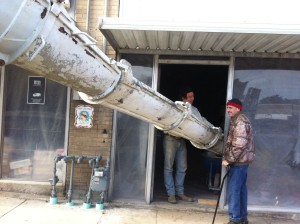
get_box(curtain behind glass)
[112,55,153,200]
[234,58,300,209]
[2,65,67,181]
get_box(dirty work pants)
[163,135,187,196]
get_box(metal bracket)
[71,31,97,46]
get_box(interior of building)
[153,63,228,202]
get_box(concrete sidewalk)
[0,191,299,224]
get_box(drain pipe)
[86,0,91,34]
[64,156,76,206]
[49,154,65,204]
[102,0,108,53]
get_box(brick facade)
[75,0,118,58]
[67,100,113,199]
[65,0,119,200]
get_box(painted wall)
[120,0,300,24]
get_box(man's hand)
[222,159,229,166]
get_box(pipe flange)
[190,127,223,150]
[154,101,190,132]
[78,60,132,104]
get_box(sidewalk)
[0,191,299,224]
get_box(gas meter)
[90,167,108,192]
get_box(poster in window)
[27,76,46,104]
[74,105,94,128]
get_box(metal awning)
[99,18,300,57]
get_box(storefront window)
[234,58,300,209]
[112,55,153,200]
[2,65,67,181]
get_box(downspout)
[0,66,5,178]
[102,0,108,54]
[86,0,91,34]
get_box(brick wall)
[67,99,113,200]
[65,0,119,201]
[75,0,118,58]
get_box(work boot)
[176,194,194,202]
[167,195,177,204]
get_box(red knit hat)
[227,98,243,110]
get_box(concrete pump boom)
[0,0,223,154]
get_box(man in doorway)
[222,98,255,224]
[163,86,199,204]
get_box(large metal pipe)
[0,0,223,154]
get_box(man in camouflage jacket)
[222,98,255,224]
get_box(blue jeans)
[163,135,187,196]
[227,165,249,223]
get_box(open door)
[153,62,228,204]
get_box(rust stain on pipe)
[85,50,95,59]
[58,27,68,35]
[41,8,47,19]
